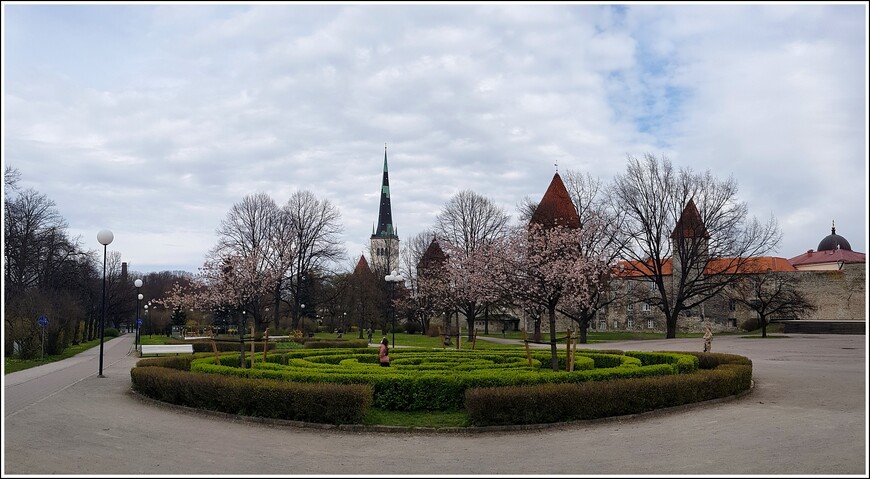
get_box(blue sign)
[137,319,143,326]
[37,315,48,327]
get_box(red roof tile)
[530,173,580,230]
[788,248,866,267]
[671,199,709,239]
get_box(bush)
[403,321,423,335]
[103,327,120,338]
[131,366,371,424]
[302,339,369,349]
[465,352,752,426]
[739,318,759,331]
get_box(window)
[647,319,654,329]
[627,302,634,312]
[642,302,651,312]
[627,318,634,328]
[598,320,607,330]
[613,321,619,329]
[729,300,736,312]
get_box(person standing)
[379,337,390,367]
[703,326,713,352]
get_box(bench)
[139,344,195,357]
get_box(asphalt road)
[3,332,867,476]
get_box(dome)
[817,222,852,251]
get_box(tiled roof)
[418,237,447,272]
[614,256,796,277]
[353,255,371,275]
[614,258,673,277]
[530,173,580,229]
[788,248,866,267]
[671,199,709,239]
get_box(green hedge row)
[303,339,369,349]
[189,349,688,411]
[130,359,371,424]
[167,339,279,353]
[464,351,751,426]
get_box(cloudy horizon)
[3,2,867,275]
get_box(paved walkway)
[3,332,867,476]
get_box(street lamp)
[134,279,143,349]
[143,304,149,340]
[96,229,113,378]
[385,269,404,348]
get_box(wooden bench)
[139,344,195,357]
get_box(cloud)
[3,3,866,273]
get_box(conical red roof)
[671,198,709,239]
[353,255,371,276]
[530,173,580,229]
[417,237,447,274]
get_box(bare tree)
[729,269,816,337]
[435,190,511,339]
[212,193,283,329]
[5,188,69,292]
[398,230,438,334]
[611,153,781,338]
[282,190,345,330]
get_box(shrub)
[130,365,371,424]
[103,327,120,338]
[302,339,369,349]
[465,352,752,426]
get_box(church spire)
[372,144,397,239]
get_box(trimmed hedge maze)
[130,347,752,427]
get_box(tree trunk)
[761,315,768,338]
[534,315,542,343]
[72,319,81,345]
[666,314,677,339]
[579,318,589,344]
[272,280,282,331]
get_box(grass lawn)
[4,326,770,376]
[364,409,470,428]
[4,337,108,375]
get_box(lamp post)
[134,279,143,348]
[143,304,149,340]
[96,229,113,378]
[385,270,404,348]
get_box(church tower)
[370,145,400,273]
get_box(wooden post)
[262,327,269,363]
[565,328,571,371]
[571,326,578,372]
[250,324,256,366]
[456,311,461,351]
[523,329,532,366]
[211,338,221,365]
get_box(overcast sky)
[3,2,867,275]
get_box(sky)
[2,2,868,276]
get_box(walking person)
[703,326,713,352]
[378,337,391,367]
